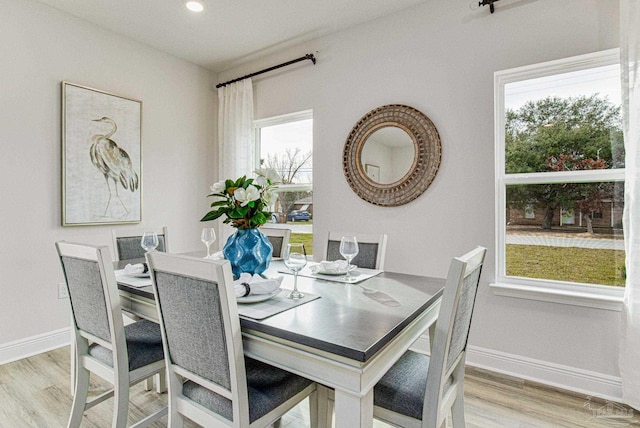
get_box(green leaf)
[200,210,225,221]
[209,200,228,208]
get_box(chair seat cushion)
[88,319,164,371]
[374,350,429,420]
[182,357,313,423]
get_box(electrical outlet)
[58,283,68,299]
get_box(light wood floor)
[1,347,638,427]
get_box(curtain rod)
[216,53,316,89]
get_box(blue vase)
[223,228,273,278]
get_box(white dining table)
[117,259,444,427]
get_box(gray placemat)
[237,290,320,320]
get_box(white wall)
[218,0,622,397]
[0,0,216,349]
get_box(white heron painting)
[62,82,142,226]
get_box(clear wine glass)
[140,231,159,253]
[339,235,359,282]
[201,227,216,258]
[284,243,307,299]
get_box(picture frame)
[62,82,142,226]
[365,163,380,182]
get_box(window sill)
[490,282,623,311]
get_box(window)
[494,49,626,307]
[254,110,313,252]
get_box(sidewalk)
[506,233,624,250]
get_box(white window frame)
[492,48,625,311]
[254,109,313,194]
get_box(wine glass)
[140,231,159,253]
[284,243,307,299]
[339,236,359,282]
[201,227,216,258]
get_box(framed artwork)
[365,163,380,182]
[62,82,142,226]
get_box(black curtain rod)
[216,53,316,89]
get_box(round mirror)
[343,104,441,207]
[360,126,416,184]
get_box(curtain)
[217,78,255,242]
[620,0,640,411]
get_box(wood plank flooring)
[1,347,638,427]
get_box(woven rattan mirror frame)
[343,104,442,206]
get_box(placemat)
[115,271,152,288]
[278,266,383,284]
[237,290,320,320]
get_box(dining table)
[116,256,444,428]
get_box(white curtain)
[620,0,640,411]
[217,78,255,242]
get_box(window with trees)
[254,110,313,251]
[495,49,626,300]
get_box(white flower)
[254,175,267,187]
[263,189,278,204]
[255,168,281,184]
[210,181,226,194]
[234,185,260,206]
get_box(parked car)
[287,210,312,222]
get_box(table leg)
[334,388,374,428]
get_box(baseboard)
[411,337,621,401]
[0,328,70,365]
[466,345,622,402]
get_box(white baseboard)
[466,345,622,402]
[411,337,622,402]
[0,328,70,365]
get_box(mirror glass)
[360,126,415,184]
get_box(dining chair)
[55,241,167,428]
[260,227,291,258]
[112,226,169,261]
[146,251,322,427]
[372,246,487,428]
[324,232,388,269]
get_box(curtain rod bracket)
[479,0,499,13]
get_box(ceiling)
[36,0,429,72]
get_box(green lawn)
[290,233,313,255]
[506,244,626,287]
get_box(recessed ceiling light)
[185,0,205,12]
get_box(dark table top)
[117,258,444,362]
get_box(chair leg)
[451,393,466,427]
[67,365,90,428]
[112,378,130,428]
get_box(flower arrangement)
[201,168,281,229]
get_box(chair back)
[112,226,169,261]
[56,241,124,351]
[423,246,486,425]
[325,232,388,269]
[147,252,251,425]
[260,227,291,258]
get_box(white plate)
[237,288,282,304]
[313,265,357,276]
[128,272,150,278]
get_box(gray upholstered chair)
[372,246,487,428]
[56,241,167,428]
[146,252,320,427]
[324,232,388,269]
[111,226,169,261]
[260,227,291,258]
